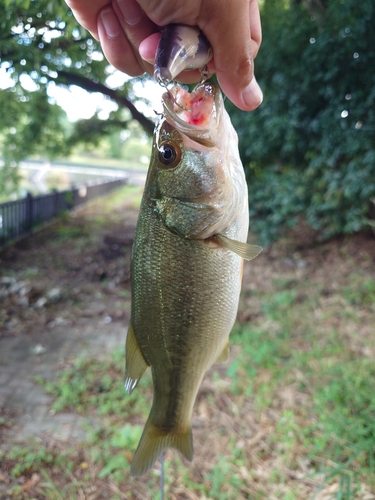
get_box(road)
[18,160,147,193]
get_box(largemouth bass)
[125,82,262,477]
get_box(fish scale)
[132,210,241,363]
[125,81,261,477]
[132,204,241,409]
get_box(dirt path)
[0,320,124,444]
[0,184,141,447]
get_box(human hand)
[64,0,263,111]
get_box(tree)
[0,0,154,196]
[227,0,375,244]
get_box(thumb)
[200,0,263,111]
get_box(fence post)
[52,188,58,217]
[0,178,127,248]
[25,192,33,233]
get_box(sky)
[47,74,166,122]
[0,64,165,122]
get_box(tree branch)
[67,118,131,146]
[54,70,155,136]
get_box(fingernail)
[116,0,142,26]
[242,78,263,109]
[139,39,154,63]
[100,8,121,37]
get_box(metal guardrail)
[0,178,127,247]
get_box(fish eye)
[158,142,181,168]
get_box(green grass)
[2,443,74,478]
[27,276,374,498]
[3,272,374,499]
[2,189,374,499]
[35,348,152,417]
[225,276,375,498]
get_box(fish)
[154,24,213,85]
[125,81,262,477]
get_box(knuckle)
[236,56,253,80]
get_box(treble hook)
[200,65,211,84]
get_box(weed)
[55,225,87,241]
[4,444,72,477]
[23,267,39,276]
[205,455,252,500]
[96,424,143,479]
[36,349,152,416]
[312,360,375,472]
[343,275,375,307]
[226,269,375,498]
[8,224,374,498]
[36,469,88,500]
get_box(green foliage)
[97,424,143,479]
[225,271,375,496]
[228,0,375,243]
[342,276,375,306]
[0,0,153,196]
[205,455,249,500]
[4,443,72,477]
[37,470,86,500]
[22,271,375,497]
[313,360,375,465]
[37,348,152,416]
[0,1,84,191]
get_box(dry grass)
[1,186,375,499]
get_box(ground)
[0,184,374,499]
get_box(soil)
[0,194,138,339]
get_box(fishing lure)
[154,24,213,86]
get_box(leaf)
[22,473,40,491]
[98,455,128,478]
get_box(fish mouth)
[161,82,222,147]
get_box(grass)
[15,274,374,498]
[1,188,375,499]
[4,444,74,478]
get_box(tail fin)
[130,420,193,477]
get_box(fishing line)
[159,451,165,500]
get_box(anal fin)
[215,341,229,364]
[124,322,149,394]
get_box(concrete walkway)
[0,318,126,444]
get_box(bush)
[227,0,375,243]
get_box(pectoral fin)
[215,341,229,364]
[124,322,149,395]
[214,234,263,261]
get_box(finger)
[138,32,161,63]
[65,0,109,39]
[250,0,262,59]
[113,0,157,75]
[200,0,263,110]
[135,0,200,26]
[98,5,144,75]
